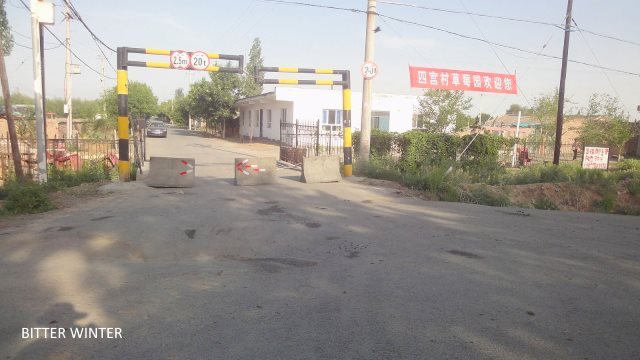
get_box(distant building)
[235,87,421,141]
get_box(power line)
[379,0,640,49]
[379,0,564,29]
[63,0,117,72]
[16,0,115,79]
[64,0,115,52]
[377,13,640,77]
[457,0,533,108]
[572,18,620,98]
[43,26,115,79]
[13,41,63,50]
[261,0,640,77]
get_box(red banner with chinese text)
[409,66,517,95]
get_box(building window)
[267,109,272,128]
[281,108,287,124]
[371,111,390,132]
[412,113,427,129]
[322,109,342,132]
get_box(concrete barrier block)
[148,157,195,188]
[234,157,277,186]
[301,155,342,183]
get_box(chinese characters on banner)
[582,147,609,170]
[409,66,518,95]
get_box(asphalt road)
[1,127,639,359]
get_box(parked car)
[146,121,167,138]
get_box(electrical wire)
[572,18,620,98]
[457,0,533,109]
[13,41,63,50]
[63,0,117,72]
[64,0,115,52]
[378,0,564,29]
[16,0,115,79]
[261,0,640,77]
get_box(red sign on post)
[409,66,517,95]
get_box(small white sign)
[190,51,210,71]
[582,146,609,170]
[170,51,190,70]
[361,61,378,80]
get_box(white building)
[235,87,420,141]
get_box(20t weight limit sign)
[170,50,210,71]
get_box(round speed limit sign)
[190,51,210,71]
[170,51,189,70]
[361,61,378,80]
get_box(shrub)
[396,131,460,173]
[593,194,616,213]
[617,159,640,172]
[467,185,510,207]
[533,197,558,210]
[352,130,398,157]
[3,181,53,214]
[626,179,640,197]
[48,161,109,190]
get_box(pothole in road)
[447,249,483,259]
[223,255,318,274]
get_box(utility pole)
[0,38,25,180]
[65,1,72,138]
[359,0,377,162]
[30,0,50,182]
[553,0,573,165]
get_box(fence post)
[75,133,79,171]
[295,120,299,148]
[316,120,320,156]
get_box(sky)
[4,0,640,120]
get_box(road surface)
[1,127,639,359]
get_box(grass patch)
[1,161,112,215]
[2,181,53,214]
[533,197,558,210]
[467,185,510,207]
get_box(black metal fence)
[0,135,143,183]
[280,120,343,165]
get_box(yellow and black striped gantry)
[257,67,353,176]
[116,47,243,181]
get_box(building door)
[259,109,264,138]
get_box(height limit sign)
[361,61,378,80]
[170,51,189,70]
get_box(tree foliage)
[506,104,533,116]
[103,81,158,121]
[579,93,633,153]
[187,70,242,128]
[243,38,264,97]
[530,89,559,143]
[415,90,472,133]
[0,0,13,55]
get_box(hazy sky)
[4,0,640,119]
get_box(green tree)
[188,69,242,138]
[243,37,264,97]
[415,89,472,133]
[579,93,633,157]
[101,81,158,134]
[169,88,189,125]
[0,0,12,54]
[529,89,560,159]
[506,104,533,115]
[104,81,158,121]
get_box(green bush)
[627,179,640,197]
[48,162,109,190]
[593,194,616,213]
[396,131,460,173]
[402,163,462,201]
[352,130,398,157]
[467,185,510,207]
[354,155,402,182]
[3,181,53,214]
[533,197,558,210]
[617,159,640,172]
